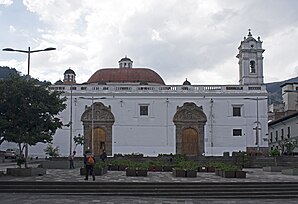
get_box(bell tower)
[63,68,76,84]
[119,56,133,68]
[237,29,265,85]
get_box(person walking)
[84,150,96,181]
[69,150,76,169]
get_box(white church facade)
[39,31,269,157]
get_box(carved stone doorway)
[173,102,207,156]
[81,102,115,156]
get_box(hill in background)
[0,66,19,79]
[266,76,298,104]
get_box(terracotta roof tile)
[87,68,165,85]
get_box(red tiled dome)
[87,68,165,85]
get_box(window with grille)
[287,126,291,138]
[140,105,149,116]
[233,106,241,117]
[233,129,242,136]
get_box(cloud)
[0,0,13,7]
[1,0,298,85]
[9,25,15,32]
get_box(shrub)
[270,148,280,157]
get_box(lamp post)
[79,96,106,154]
[244,97,268,150]
[2,46,56,167]
[69,84,73,158]
[3,47,56,79]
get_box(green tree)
[0,75,66,167]
[73,134,84,152]
[279,139,298,155]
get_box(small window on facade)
[270,132,273,143]
[287,126,291,138]
[233,129,242,136]
[281,129,284,140]
[140,105,149,116]
[250,61,256,73]
[275,130,278,141]
[233,106,241,117]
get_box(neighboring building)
[282,82,298,116]
[268,111,298,154]
[268,82,298,153]
[27,31,268,157]
[268,103,284,121]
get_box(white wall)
[1,85,268,157]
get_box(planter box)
[109,165,119,171]
[200,166,215,172]
[126,168,137,176]
[263,166,283,172]
[207,167,215,172]
[6,168,46,177]
[215,169,223,177]
[235,171,246,178]
[172,169,197,177]
[137,169,148,177]
[186,170,197,177]
[223,171,235,178]
[163,166,173,172]
[172,169,186,177]
[125,168,148,177]
[118,165,127,171]
[282,168,298,175]
[80,167,108,176]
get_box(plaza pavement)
[0,162,298,203]
[1,162,298,183]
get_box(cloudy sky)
[0,0,297,85]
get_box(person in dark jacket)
[100,150,107,162]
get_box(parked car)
[4,149,17,159]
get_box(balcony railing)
[49,84,266,94]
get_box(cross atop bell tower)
[237,29,265,85]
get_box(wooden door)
[182,128,198,156]
[92,128,106,156]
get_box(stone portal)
[81,102,115,156]
[173,102,207,156]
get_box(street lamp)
[2,46,56,167]
[79,96,106,154]
[3,47,56,79]
[244,97,268,149]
